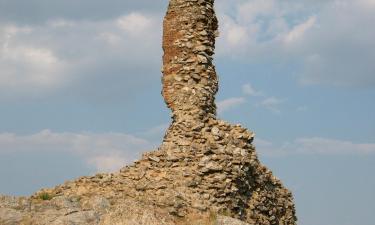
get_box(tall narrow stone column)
[159,0,298,224]
[162,0,218,121]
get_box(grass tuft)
[38,192,53,201]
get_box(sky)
[0,0,374,224]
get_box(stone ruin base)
[0,118,296,225]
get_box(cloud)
[0,0,167,24]
[255,137,375,156]
[242,83,263,96]
[217,97,246,114]
[0,46,66,90]
[259,97,285,113]
[0,11,162,100]
[216,83,286,115]
[237,0,277,22]
[2,0,372,104]
[0,130,154,172]
[87,155,128,172]
[216,0,286,57]
[296,1,375,87]
[215,0,375,88]
[117,13,152,35]
[294,137,375,155]
[0,25,67,93]
[220,15,250,48]
[284,16,316,44]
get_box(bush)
[38,192,53,201]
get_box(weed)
[38,192,53,201]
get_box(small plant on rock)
[38,192,53,201]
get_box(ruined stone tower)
[0,1,297,224]
[155,0,298,223]
[162,0,219,121]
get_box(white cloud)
[296,1,375,87]
[216,0,375,88]
[97,32,122,45]
[284,16,316,44]
[237,0,277,23]
[217,15,253,52]
[242,83,263,96]
[256,137,375,156]
[227,25,248,46]
[117,12,152,35]
[217,97,246,114]
[294,137,375,155]
[0,46,66,88]
[216,0,285,56]
[47,19,75,28]
[0,130,154,172]
[259,97,285,113]
[0,25,67,92]
[87,155,128,172]
[0,11,162,99]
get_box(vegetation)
[38,192,53,201]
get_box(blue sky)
[0,0,374,224]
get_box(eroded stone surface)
[162,0,219,122]
[0,0,297,224]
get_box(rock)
[205,162,223,172]
[186,42,193,49]
[51,211,99,225]
[0,208,23,225]
[199,30,208,36]
[82,196,110,212]
[149,156,161,162]
[174,75,182,82]
[210,126,218,134]
[217,216,253,225]
[195,45,207,52]
[197,54,208,64]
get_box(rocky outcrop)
[0,0,297,224]
[0,195,251,225]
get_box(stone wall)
[162,0,218,121]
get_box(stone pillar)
[162,0,219,122]
[159,1,298,224]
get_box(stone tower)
[157,0,298,224]
[162,0,219,121]
[0,1,297,224]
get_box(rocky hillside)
[0,0,297,224]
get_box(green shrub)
[38,192,53,201]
